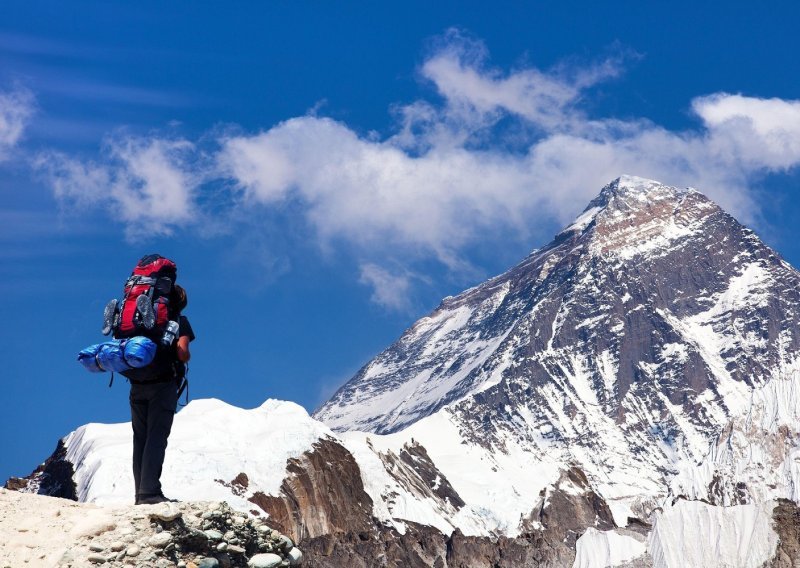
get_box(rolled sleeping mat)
[77,336,158,373]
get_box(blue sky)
[2,1,800,482]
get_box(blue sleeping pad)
[78,337,158,373]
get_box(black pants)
[130,380,179,499]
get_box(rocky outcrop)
[532,467,616,542]
[248,438,375,543]
[771,499,800,568]
[301,523,576,568]
[378,440,466,511]
[284,460,611,567]
[4,439,77,499]
[0,488,303,568]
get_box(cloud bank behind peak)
[34,35,800,309]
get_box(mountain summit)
[315,175,800,513]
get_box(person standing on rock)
[101,255,196,505]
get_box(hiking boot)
[101,299,118,336]
[136,493,176,505]
[136,294,156,329]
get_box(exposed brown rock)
[376,440,466,514]
[301,523,579,568]
[302,522,447,568]
[215,472,250,497]
[294,464,611,567]
[249,437,374,543]
[771,498,800,568]
[523,467,615,544]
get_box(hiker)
[90,254,196,505]
[77,255,196,503]
[128,281,195,505]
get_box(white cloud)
[0,87,34,160]
[218,41,800,259]
[692,93,800,171]
[218,117,541,266]
[359,263,416,312]
[38,136,197,238]
[42,33,800,309]
[418,30,623,132]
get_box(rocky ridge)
[0,488,303,568]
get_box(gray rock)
[110,541,126,552]
[196,557,219,568]
[217,542,228,552]
[248,554,283,568]
[223,530,236,541]
[287,547,303,566]
[126,544,141,557]
[87,553,107,564]
[148,532,173,548]
[151,505,182,522]
[89,543,105,552]
[204,529,224,541]
[276,535,293,552]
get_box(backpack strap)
[177,378,189,408]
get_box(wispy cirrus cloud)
[0,86,34,161]
[40,31,800,309]
[358,263,424,313]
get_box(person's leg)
[129,386,149,503]
[138,381,179,498]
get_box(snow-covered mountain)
[316,175,800,518]
[10,176,800,567]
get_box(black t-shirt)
[179,315,195,342]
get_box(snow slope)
[63,398,333,510]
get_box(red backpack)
[103,254,178,340]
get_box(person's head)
[172,284,187,313]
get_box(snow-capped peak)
[562,176,697,239]
[314,175,800,528]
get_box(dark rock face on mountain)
[4,439,77,499]
[298,465,613,568]
[771,499,800,568]
[248,438,375,543]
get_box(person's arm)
[177,335,191,362]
